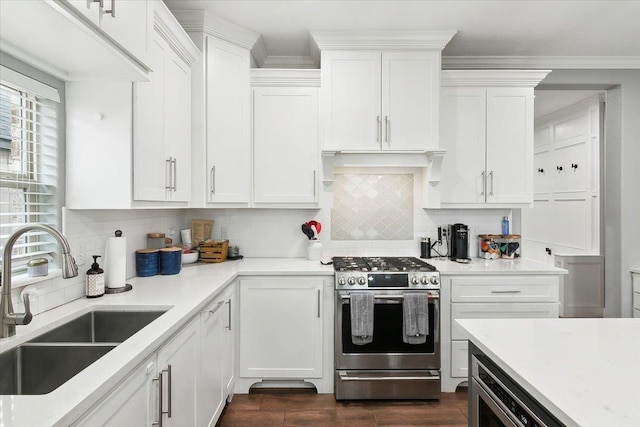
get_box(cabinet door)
[157,317,198,427]
[64,0,100,24]
[75,356,157,426]
[133,34,169,201]
[321,51,381,151]
[198,298,225,427]
[99,0,149,63]
[222,286,236,397]
[206,37,251,204]
[439,87,487,204]
[239,278,323,378]
[486,87,534,204]
[253,87,319,204]
[164,46,192,202]
[382,51,439,151]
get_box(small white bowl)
[181,251,199,264]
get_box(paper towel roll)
[105,233,127,289]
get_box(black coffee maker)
[448,223,471,263]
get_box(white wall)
[539,69,640,317]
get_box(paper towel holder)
[105,229,133,294]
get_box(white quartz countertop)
[457,318,640,427]
[0,258,333,426]
[428,257,567,275]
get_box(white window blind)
[0,80,59,272]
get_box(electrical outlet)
[76,240,86,266]
[220,225,229,240]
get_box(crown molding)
[261,55,318,69]
[251,35,268,68]
[171,10,260,51]
[311,30,456,59]
[442,56,640,70]
[154,4,200,66]
[250,69,320,87]
[441,70,552,87]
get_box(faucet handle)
[12,288,35,326]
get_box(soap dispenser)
[86,255,105,298]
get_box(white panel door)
[198,299,225,427]
[553,198,589,252]
[382,51,439,150]
[164,47,192,202]
[522,197,553,243]
[99,0,149,63]
[253,87,319,204]
[321,51,381,151]
[486,88,533,204]
[534,150,552,194]
[222,286,236,397]
[75,356,156,426]
[554,142,588,194]
[239,278,323,378]
[439,87,487,204]
[133,35,168,201]
[206,36,250,204]
[157,318,198,427]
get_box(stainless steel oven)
[333,257,441,400]
[470,353,564,427]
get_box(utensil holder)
[307,240,322,261]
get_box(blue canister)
[159,247,182,275]
[136,249,159,277]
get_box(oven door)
[335,290,440,370]
[470,378,518,427]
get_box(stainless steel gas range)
[333,257,441,400]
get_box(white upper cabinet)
[251,70,320,207]
[313,31,454,153]
[321,50,440,152]
[438,70,550,208]
[0,0,151,81]
[206,37,251,205]
[133,23,194,202]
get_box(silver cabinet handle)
[210,166,216,195]
[166,365,172,418]
[103,0,115,17]
[92,0,104,7]
[165,159,171,190]
[208,301,225,315]
[481,171,486,196]
[489,170,494,196]
[376,116,381,144]
[152,371,163,427]
[385,116,389,144]
[491,290,522,294]
[172,158,177,192]
[317,289,321,318]
[226,299,232,330]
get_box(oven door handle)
[339,293,439,300]
[338,372,440,381]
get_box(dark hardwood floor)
[216,389,468,427]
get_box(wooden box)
[199,240,229,263]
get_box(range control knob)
[337,277,346,286]
[347,277,356,285]
[358,276,367,285]
[430,276,440,285]
[421,276,429,285]
[411,276,419,285]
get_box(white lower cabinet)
[239,277,324,380]
[441,274,560,392]
[198,284,236,427]
[75,355,157,426]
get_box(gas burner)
[332,257,436,273]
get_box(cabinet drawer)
[451,276,559,303]
[450,340,468,378]
[451,303,559,340]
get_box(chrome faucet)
[1,224,78,338]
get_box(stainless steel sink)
[0,309,167,395]
[0,343,116,395]
[29,310,166,343]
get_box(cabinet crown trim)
[251,69,320,87]
[442,55,640,70]
[311,30,457,52]
[441,70,551,87]
[172,10,260,50]
[154,4,201,66]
